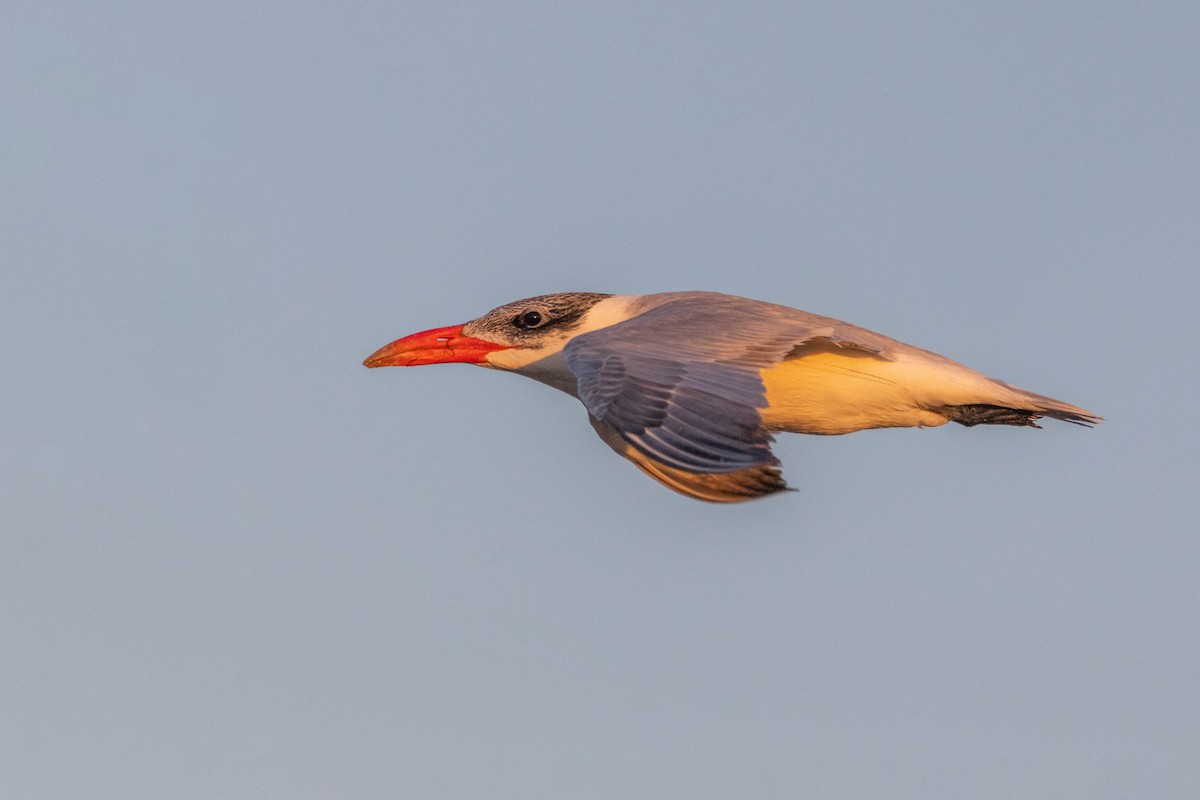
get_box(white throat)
[482,295,638,395]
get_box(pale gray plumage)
[365,290,1100,503]
[563,292,897,476]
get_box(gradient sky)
[4,2,1198,798]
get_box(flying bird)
[364,291,1099,502]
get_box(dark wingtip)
[633,460,793,503]
[945,404,1102,429]
[1039,409,1103,428]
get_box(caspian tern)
[364,292,1099,502]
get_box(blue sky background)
[3,2,1198,797]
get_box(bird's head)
[363,292,620,372]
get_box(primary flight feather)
[364,291,1099,502]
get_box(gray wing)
[568,347,777,473]
[563,292,895,491]
[587,415,791,503]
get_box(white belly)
[758,333,1071,435]
[761,349,954,434]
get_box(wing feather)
[566,293,871,481]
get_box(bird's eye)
[515,310,545,329]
